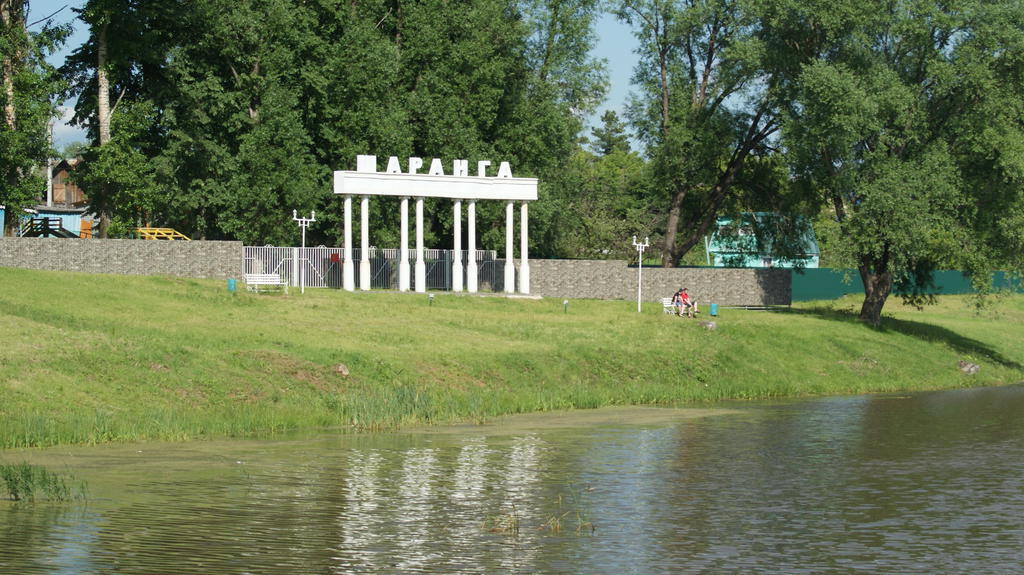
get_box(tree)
[62,0,167,238]
[590,109,631,155]
[70,101,158,234]
[947,1,1024,284]
[1,1,68,235]
[486,0,607,252]
[785,0,1024,325]
[57,0,607,247]
[542,145,651,258]
[616,0,793,268]
[151,0,323,243]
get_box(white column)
[519,202,529,295]
[452,200,463,292]
[415,197,426,293]
[46,158,53,207]
[399,197,410,291]
[467,200,478,293]
[504,200,515,294]
[343,195,355,291]
[292,247,300,287]
[359,196,370,291]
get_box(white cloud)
[52,105,88,149]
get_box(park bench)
[662,296,699,317]
[661,297,677,315]
[244,273,289,294]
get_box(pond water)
[2,385,1024,574]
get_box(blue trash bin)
[710,303,718,316]
[227,278,237,292]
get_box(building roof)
[709,212,819,259]
[33,205,90,215]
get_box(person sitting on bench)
[671,287,695,317]
[676,287,696,318]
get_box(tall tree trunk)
[858,254,893,326]
[661,187,685,266]
[1,0,20,129]
[2,0,23,237]
[662,111,773,266]
[96,20,112,238]
[657,39,674,265]
[97,23,111,145]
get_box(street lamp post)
[293,210,316,294]
[632,235,649,313]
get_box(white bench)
[245,273,289,294]
[661,297,677,315]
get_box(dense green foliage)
[5,0,1024,322]
[783,0,1024,324]
[613,0,1024,322]
[1,268,1022,448]
[57,0,606,249]
[0,1,68,234]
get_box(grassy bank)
[1,268,1022,448]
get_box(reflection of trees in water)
[0,505,102,573]
[9,390,1023,574]
[565,425,683,574]
[333,435,546,573]
[338,449,385,570]
[394,448,440,572]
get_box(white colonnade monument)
[333,155,538,294]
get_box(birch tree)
[0,0,67,235]
[62,0,159,238]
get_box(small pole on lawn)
[293,210,316,294]
[632,235,649,313]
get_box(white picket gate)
[243,246,503,291]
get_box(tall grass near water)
[1,268,1022,448]
[0,462,84,502]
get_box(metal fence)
[243,246,505,291]
[790,268,1024,302]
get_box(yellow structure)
[136,227,191,241]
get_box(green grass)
[0,462,83,502]
[1,267,1022,448]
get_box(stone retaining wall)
[0,237,243,280]
[0,239,790,305]
[529,259,791,306]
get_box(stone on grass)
[958,360,980,375]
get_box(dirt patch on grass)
[173,386,209,406]
[247,350,342,393]
[228,387,266,403]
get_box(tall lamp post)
[293,210,316,294]
[632,235,649,313]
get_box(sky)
[30,0,639,149]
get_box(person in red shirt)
[679,288,696,318]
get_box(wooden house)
[50,158,88,208]
[707,212,820,269]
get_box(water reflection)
[2,385,1023,574]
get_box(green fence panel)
[791,269,862,301]
[792,269,1022,302]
